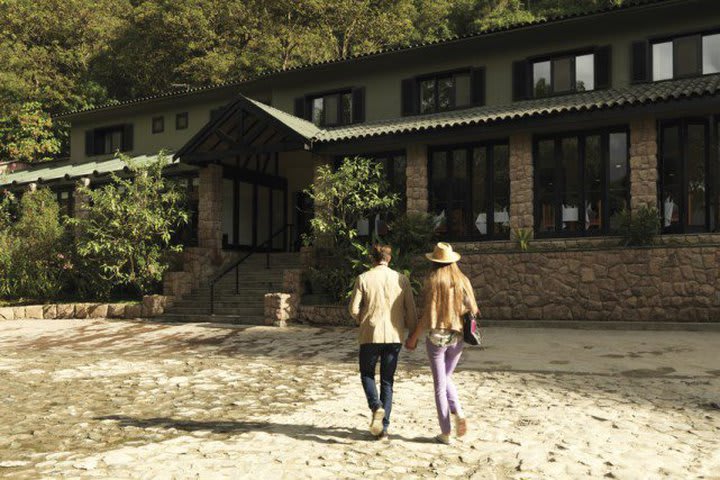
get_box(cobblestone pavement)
[1,319,719,479]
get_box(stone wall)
[460,244,720,322]
[297,304,354,326]
[509,133,533,231]
[405,143,428,215]
[629,117,658,210]
[0,295,174,320]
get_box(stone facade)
[297,304,354,326]
[405,143,428,215]
[264,293,299,327]
[629,117,658,210]
[509,133,533,232]
[198,164,223,252]
[0,301,144,320]
[460,244,720,322]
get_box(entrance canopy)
[175,96,320,164]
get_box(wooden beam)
[183,142,309,162]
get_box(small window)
[703,34,720,74]
[307,91,352,127]
[152,116,164,134]
[532,53,595,98]
[652,41,673,81]
[87,125,130,156]
[176,112,189,130]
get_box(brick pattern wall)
[630,117,659,210]
[406,143,428,215]
[509,133,533,231]
[461,245,720,322]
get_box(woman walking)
[405,242,479,444]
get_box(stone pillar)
[629,117,658,210]
[198,164,223,252]
[509,133,534,231]
[405,143,428,214]
[73,177,91,219]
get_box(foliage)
[513,227,534,252]
[67,152,189,298]
[0,188,72,300]
[617,205,661,246]
[0,102,60,163]
[304,156,399,245]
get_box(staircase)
[160,252,301,324]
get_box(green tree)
[68,152,190,298]
[0,102,60,163]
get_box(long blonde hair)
[423,262,467,329]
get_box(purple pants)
[426,337,464,435]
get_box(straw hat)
[425,242,461,264]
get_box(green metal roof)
[315,74,720,143]
[0,153,191,188]
[245,97,321,140]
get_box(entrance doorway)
[221,167,288,250]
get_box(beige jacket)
[349,264,418,344]
[420,274,478,333]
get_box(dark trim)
[532,126,631,238]
[152,116,165,134]
[301,87,357,126]
[176,112,189,130]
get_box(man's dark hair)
[370,244,392,263]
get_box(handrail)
[209,224,294,315]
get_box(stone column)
[73,177,91,219]
[197,164,223,252]
[509,133,534,231]
[405,143,428,214]
[629,117,658,210]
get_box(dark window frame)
[304,88,354,127]
[648,26,720,81]
[88,124,130,156]
[533,126,631,239]
[176,112,189,130]
[152,116,164,134]
[416,68,472,114]
[428,140,511,242]
[528,48,596,98]
[658,116,715,234]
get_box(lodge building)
[3,0,720,323]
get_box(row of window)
[152,112,189,134]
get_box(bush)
[618,205,660,246]
[0,188,72,300]
[68,152,189,299]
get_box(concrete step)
[159,313,265,325]
[166,306,264,315]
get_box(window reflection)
[703,34,720,74]
[652,41,673,81]
[575,54,595,91]
[533,61,551,97]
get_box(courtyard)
[0,319,719,479]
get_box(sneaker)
[370,407,385,436]
[453,414,467,437]
[435,433,452,445]
[375,428,389,441]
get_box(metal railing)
[209,224,294,315]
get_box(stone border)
[0,295,175,321]
[297,304,353,326]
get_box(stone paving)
[0,319,719,479]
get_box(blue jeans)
[359,343,402,430]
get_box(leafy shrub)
[618,205,660,246]
[0,188,72,300]
[68,152,189,299]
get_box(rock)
[124,303,143,319]
[107,304,126,319]
[55,304,75,319]
[74,303,89,319]
[0,307,14,321]
[88,304,108,319]
[24,305,43,319]
[12,306,26,319]
[142,295,170,317]
[42,304,57,320]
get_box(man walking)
[349,244,417,440]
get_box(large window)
[429,142,510,240]
[535,129,629,236]
[419,71,472,114]
[659,118,716,233]
[652,32,720,81]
